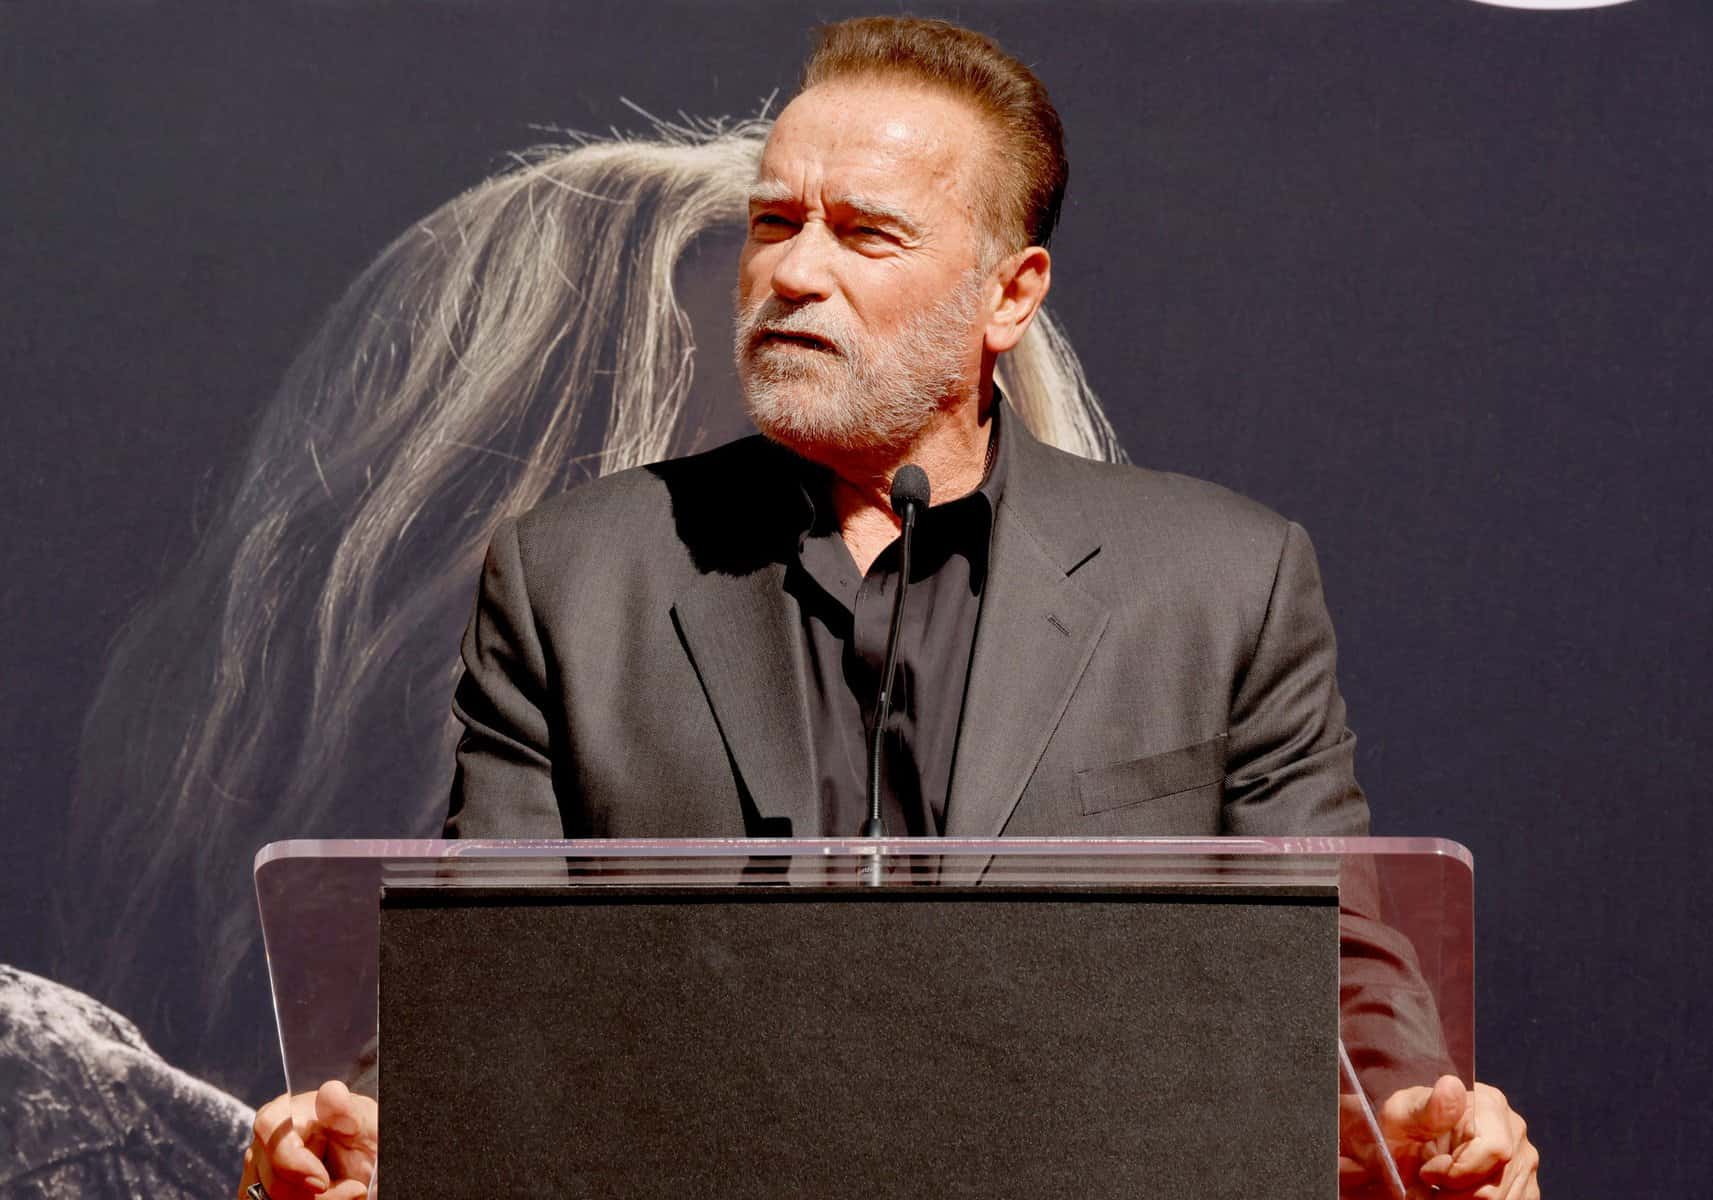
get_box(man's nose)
[769,224,835,302]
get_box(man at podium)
[240,16,1538,1200]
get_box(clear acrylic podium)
[257,837,1473,1198]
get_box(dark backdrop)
[3,0,1708,1192]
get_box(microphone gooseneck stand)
[860,464,931,884]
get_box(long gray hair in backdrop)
[58,116,1123,1099]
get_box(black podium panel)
[379,885,1337,1198]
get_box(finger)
[1485,1140,1539,1200]
[256,1149,328,1199]
[1376,1083,1429,1127]
[1421,1074,1469,1136]
[1469,1175,1521,1200]
[325,1140,377,1189]
[1428,1135,1533,1199]
[252,1096,330,1196]
[323,1181,371,1200]
[1430,1088,1524,1184]
[238,1146,258,1199]
[1495,1106,1538,1200]
[1418,1151,1458,1190]
[1380,1075,1467,1141]
[1337,1095,1385,1171]
[315,1080,362,1140]
[262,1111,331,1194]
[250,1093,296,1151]
[1428,1136,1507,1184]
[316,1082,379,1186]
[256,1156,328,1200]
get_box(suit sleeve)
[1224,522,1459,1095]
[442,517,567,839]
[1221,519,1370,837]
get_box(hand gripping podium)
[256,837,1473,1198]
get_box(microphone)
[862,465,931,840]
[889,463,931,517]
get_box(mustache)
[735,298,851,358]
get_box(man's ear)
[983,246,1052,355]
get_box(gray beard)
[733,273,984,455]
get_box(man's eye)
[846,226,901,250]
[753,213,794,229]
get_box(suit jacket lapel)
[944,425,1109,837]
[672,562,820,838]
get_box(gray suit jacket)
[444,414,1369,842]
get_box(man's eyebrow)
[747,180,798,207]
[834,193,923,236]
[747,181,923,237]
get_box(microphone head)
[889,464,931,517]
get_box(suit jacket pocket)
[1076,734,1229,816]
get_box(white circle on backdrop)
[1466,0,1636,9]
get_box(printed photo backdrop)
[2,1,1709,1193]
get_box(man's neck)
[827,399,993,576]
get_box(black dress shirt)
[785,409,1007,837]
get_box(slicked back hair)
[799,15,1069,257]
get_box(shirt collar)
[972,390,1010,514]
[789,394,1011,542]
[788,395,1010,611]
